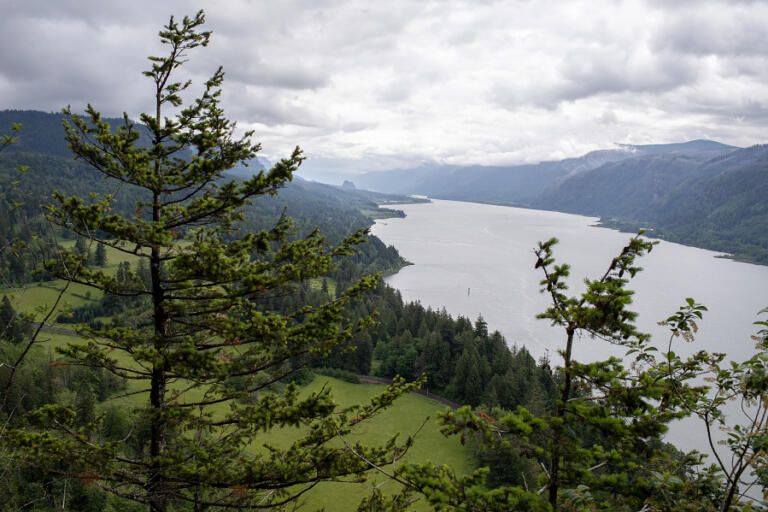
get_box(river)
[371,198,768,454]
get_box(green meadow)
[2,240,140,320]
[13,307,475,511]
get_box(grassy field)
[360,207,405,220]
[289,377,474,510]
[37,332,474,511]
[3,280,97,316]
[1,240,141,320]
[309,276,337,297]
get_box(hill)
[355,139,768,264]
[354,140,738,206]
[532,154,702,219]
[534,144,768,263]
[0,110,270,172]
[0,110,424,286]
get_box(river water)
[371,199,768,454]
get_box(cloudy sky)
[2,0,767,182]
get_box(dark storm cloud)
[0,4,158,115]
[0,1,339,117]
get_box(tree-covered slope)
[535,144,768,263]
[0,110,149,158]
[649,148,768,262]
[0,112,422,285]
[354,140,738,206]
[0,110,269,172]
[532,154,701,218]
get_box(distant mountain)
[533,142,761,225]
[223,158,268,177]
[354,155,610,206]
[646,145,768,263]
[532,154,702,219]
[352,163,460,196]
[354,140,738,206]
[615,139,739,159]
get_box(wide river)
[371,199,768,454]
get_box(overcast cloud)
[1,0,767,181]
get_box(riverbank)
[596,217,768,266]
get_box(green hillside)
[537,145,768,263]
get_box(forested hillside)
[533,154,702,218]
[0,111,422,286]
[0,110,269,173]
[355,139,768,264]
[536,144,768,263]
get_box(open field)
[1,239,143,320]
[289,377,474,510]
[33,332,474,511]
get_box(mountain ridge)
[353,139,768,264]
[353,139,740,204]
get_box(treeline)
[329,283,556,411]
[241,182,408,276]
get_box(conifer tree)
[0,294,31,345]
[94,242,107,267]
[0,296,17,342]
[4,11,417,511]
[74,236,87,257]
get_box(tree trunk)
[549,326,574,509]
[148,190,168,512]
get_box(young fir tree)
[5,11,418,511]
[94,242,107,267]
